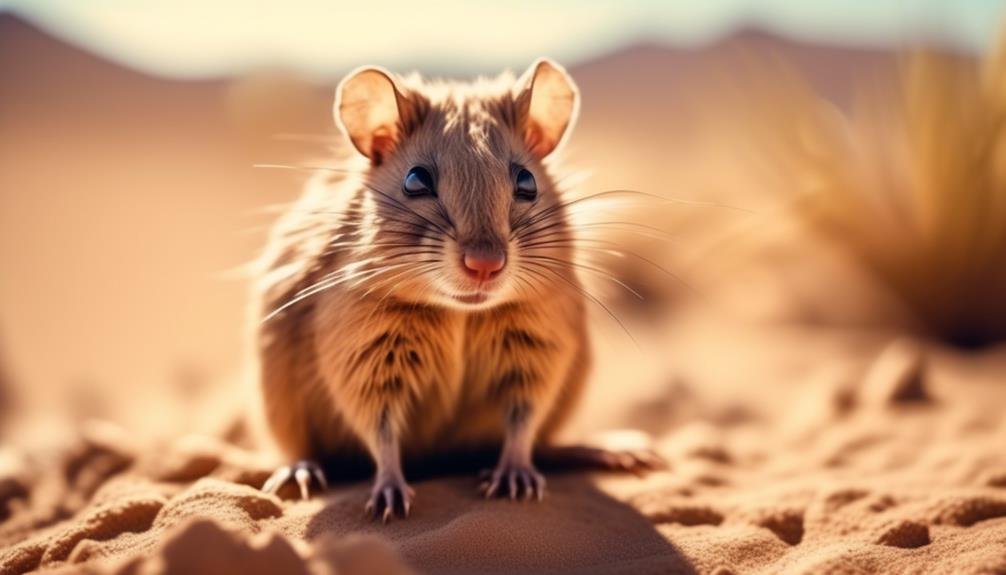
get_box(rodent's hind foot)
[262,460,328,500]
[536,445,667,476]
[480,462,546,502]
[365,474,414,523]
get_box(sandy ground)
[2,310,1005,575]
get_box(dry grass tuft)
[780,37,1006,347]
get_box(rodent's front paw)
[261,460,328,500]
[480,462,546,501]
[365,474,414,523]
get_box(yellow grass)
[784,38,1006,346]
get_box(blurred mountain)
[568,27,898,216]
[0,13,901,424]
[576,27,895,110]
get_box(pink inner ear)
[524,123,551,159]
[370,130,397,166]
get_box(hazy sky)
[3,0,1003,78]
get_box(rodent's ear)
[335,66,409,164]
[514,58,579,159]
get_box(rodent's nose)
[462,250,506,282]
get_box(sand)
[2,314,1005,575]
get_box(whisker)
[352,263,444,329]
[511,190,663,234]
[265,256,442,322]
[520,260,640,350]
[364,263,442,304]
[511,273,545,299]
[514,215,678,251]
[362,183,457,241]
[292,211,446,247]
[521,238,696,296]
[520,221,677,244]
[512,188,752,239]
[283,211,444,247]
[523,255,643,300]
[326,242,443,252]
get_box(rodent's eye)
[403,166,436,197]
[514,168,538,202]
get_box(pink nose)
[462,251,506,282]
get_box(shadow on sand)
[302,451,696,574]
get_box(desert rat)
[255,59,652,520]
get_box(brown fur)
[253,60,589,507]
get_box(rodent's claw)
[261,460,328,500]
[480,464,546,502]
[262,466,291,495]
[638,449,669,471]
[602,448,667,476]
[366,475,414,522]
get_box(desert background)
[2,1,1006,573]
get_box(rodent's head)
[334,59,579,310]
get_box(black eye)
[403,166,436,197]
[514,167,537,201]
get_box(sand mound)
[874,519,929,548]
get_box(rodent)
[254,59,603,520]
